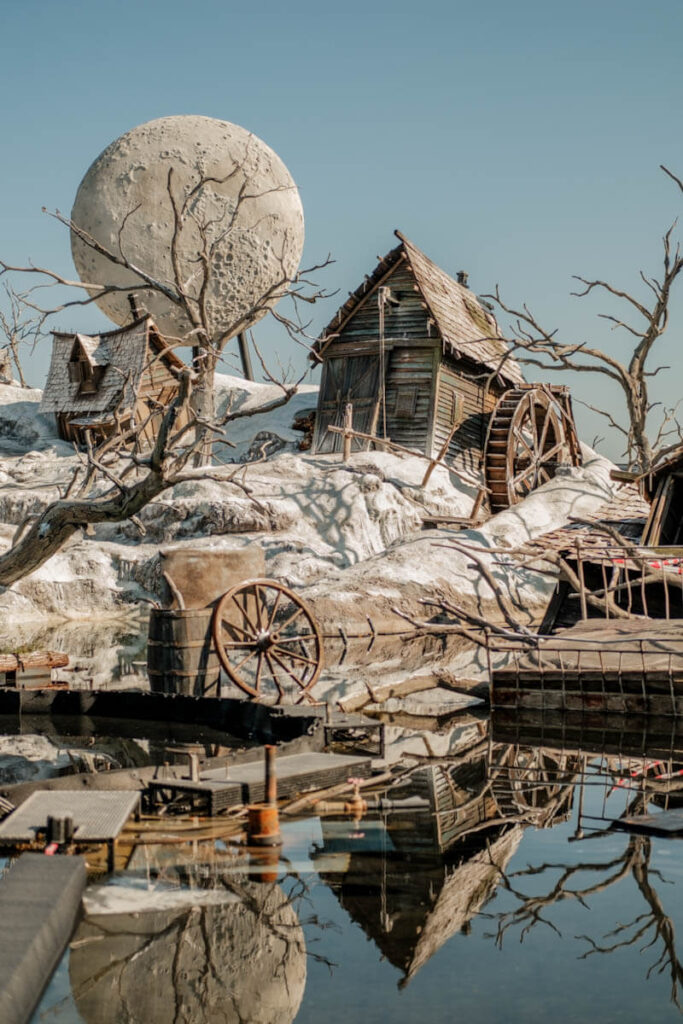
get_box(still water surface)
[20,714,683,1023]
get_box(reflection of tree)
[485,834,683,1011]
[69,879,308,1024]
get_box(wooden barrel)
[147,607,221,697]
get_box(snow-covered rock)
[0,385,67,453]
[0,374,625,704]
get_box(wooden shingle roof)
[40,317,183,416]
[316,230,524,387]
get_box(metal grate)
[0,791,140,843]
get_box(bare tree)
[485,166,683,473]
[486,832,683,1010]
[0,283,34,387]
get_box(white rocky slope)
[0,376,620,699]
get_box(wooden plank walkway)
[491,619,683,716]
[0,854,86,1024]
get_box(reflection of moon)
[69,882,306,1024]
[71,115,304,339]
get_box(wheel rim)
[212,579,323,702]
[485,387,570,511]
[507,392,564,503]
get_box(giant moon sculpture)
[70,115,305,340]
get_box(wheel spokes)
[230,592,259,636]
[537,408,553,452]
[264,651,285,699]
[266,587,283,631]
[232,647,259,674]
[538,440,565,464]
[213,579,323,702]
[220,618,253,641]
[270,650,312,690]
[274,604,305,634]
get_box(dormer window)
[68,356,96,392]
[68,336,105,395]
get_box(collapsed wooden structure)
[490,619,683,715]
[40,315,185,447]
[312,231,581,509]
[641,445,683,545]
[489,477,683,715]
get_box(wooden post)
[421,418,461,488]
[470,486,487,522]
[342,403,353,462]
[237,331,255,381]
[575,539,588,620]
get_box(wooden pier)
[490,619,683,716]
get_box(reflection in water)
[313,736,576,987]
[485,717,683,1011]
[486,833,683,1009]
[69,881,306,1024]
[27,713,683,1021]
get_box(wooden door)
[313,354,381,453]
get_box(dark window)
[394,386,418,418]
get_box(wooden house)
[312,230,525,477]
[40,316,185,447]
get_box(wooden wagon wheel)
[212,579,323,702]
[485,386,570,512]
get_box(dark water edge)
[18,713,683,1024]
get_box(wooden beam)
[342,403,353,462]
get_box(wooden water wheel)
[485,385,581,513]
[212,579,323,703]
[490,748,576,821]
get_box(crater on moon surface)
[70,115,305,340]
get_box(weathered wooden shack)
[312,231,582,510]
[312,231,526,478]
[40,315,184,447]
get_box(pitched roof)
[640,443,683,499]
[74,334,108,366]
[40,317,183,416]
[316,230,524,387]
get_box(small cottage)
[40,315,185,447]
[312,230,525,476]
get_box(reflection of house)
[311,231,524,475]
[40,316,185,447]
[314,756,520,986]
[314,741,577,986]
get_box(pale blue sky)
[1,0,682,456]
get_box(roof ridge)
[52,314,153,340]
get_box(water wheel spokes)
[485,386,573,511]
[212,579,323,702]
